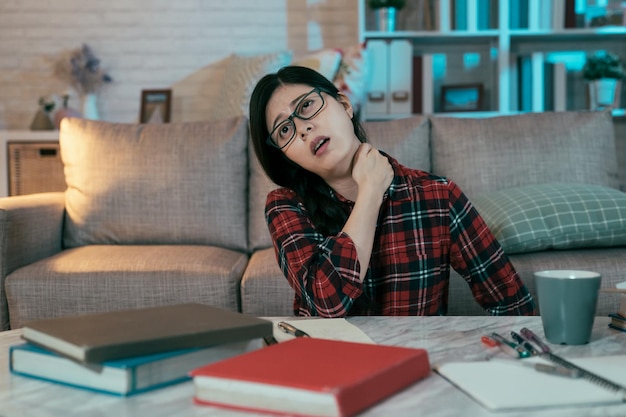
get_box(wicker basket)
[8,142,66,196]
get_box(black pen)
[277,321,310,338]
[510,330,539,356]
[490,332,531,358]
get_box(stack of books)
[9,303,273,396]
[607,282,626,332]
[608,297,626,332]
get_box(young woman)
[249,66,536,317]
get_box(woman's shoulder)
[265,187,311,219]
[267,187,297,200]
[383,152,448,185]
[394,162,450,186]
[390,160,469,202]
[266,187,302,209]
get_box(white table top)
[1,316,624,417]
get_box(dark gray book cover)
[21,303,272,363]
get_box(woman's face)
[265,83,360,181]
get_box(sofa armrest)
[0,192,65,330]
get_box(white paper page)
[271,318,375,344]
[435,355,626,411]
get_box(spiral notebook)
[435,355,626,411]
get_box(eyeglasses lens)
[271,90,324,148]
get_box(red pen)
[481,335,499,348]
[483,333,531,358]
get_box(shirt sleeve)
[446,181,537,316]
[265,188,364,317]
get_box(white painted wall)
[0,0,358,129]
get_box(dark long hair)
[249,66,368,236]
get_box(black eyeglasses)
[266,88,326,150]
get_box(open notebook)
[435,355,626,411]
[271,318,375,344]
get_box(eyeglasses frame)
[265,87,326,150]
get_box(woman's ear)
[336,92,354,119]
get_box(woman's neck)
[327,177,359,202]
[321,139,361,202]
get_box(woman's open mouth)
[312,137,330,155]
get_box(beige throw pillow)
[212,51,292,121]
[292,48,342,81]
[61,117,249,251]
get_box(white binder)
[364,40,389,117]
[388,39,413,116]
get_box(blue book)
[9,340,262,396]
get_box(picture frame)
[140,89,172,123]
[440,83,484,112]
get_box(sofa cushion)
[5,245,248,328]
[248,144,279,251]
[240,248,295,316]
[292,48,343,81]
[365,115,431,171]
[170,55,233,123]
[472,183,626,254]
[430,110,618,199]
[247,115,431,251]
[333,43,368,109]
[212,51,292,121]
[60,117,249,251]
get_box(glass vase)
[81,93,100,120]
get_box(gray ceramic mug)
[535,270,601,345]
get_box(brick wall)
[0,0,358,129]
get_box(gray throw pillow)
[431,110,618,200]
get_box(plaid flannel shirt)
[265,155,536,317]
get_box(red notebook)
[190,337,430,417]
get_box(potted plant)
[368,0,406,32]
[54,44,113,120]
[582,50,624,110]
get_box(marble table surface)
[1,316,625,417]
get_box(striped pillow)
[472,183,626,254]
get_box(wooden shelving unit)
[358,0,626,119]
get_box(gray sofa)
[1,110,625,331]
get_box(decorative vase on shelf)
[30,96,55,130]
[587,79,622,111]
[375,7,397,32]
[30,109,55,131]
[81,93,100,120]
[368,0,405,32]
[582,50,624,111]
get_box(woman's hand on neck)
[350,144,393,204]
[322,139,362,202]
